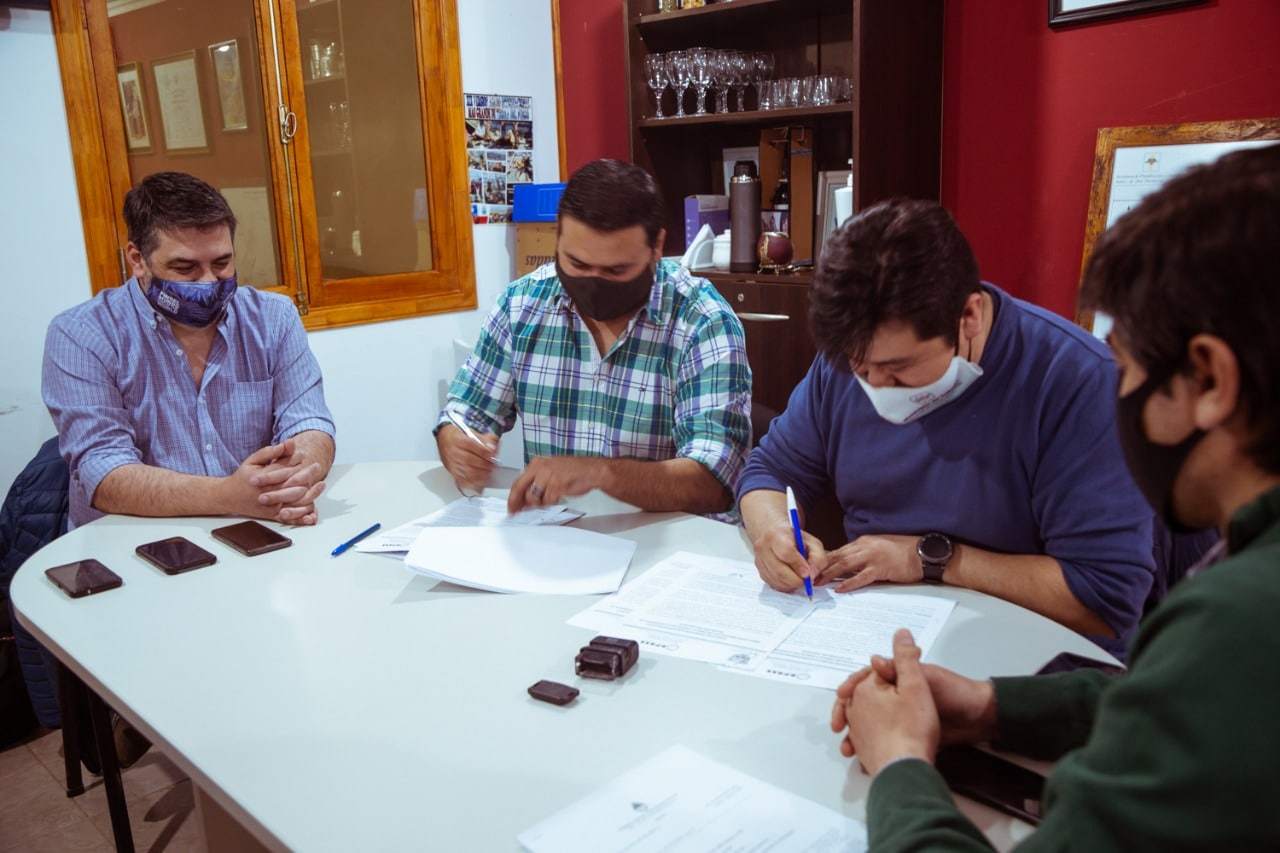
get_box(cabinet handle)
[737,312,791,322]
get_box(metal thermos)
[729,160,760,273]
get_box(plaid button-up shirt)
[440,260,752,495]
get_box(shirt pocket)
[220,378,276,463]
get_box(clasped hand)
[226,439,325,525]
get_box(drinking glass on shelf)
[812,75,834,106]
[645,53,670,119]
[689,46,714,115]
[766,78,786,111]
[786,77,802,108]
[837,75,853,102]
[728,51,751,111]
[711,51,732,114]
[665,50,692,117]
[798,75,816,107]
[751,51,775,104]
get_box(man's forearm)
[739,488,789,542]
[599,458,731,514]
[946,545,1113,637]
[288,429,335,476]
[94,464,231,518]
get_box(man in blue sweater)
[738,200,1153,654]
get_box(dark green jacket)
[867,485,1280,851]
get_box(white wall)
[0,1,558,496]
[0,8,92,497]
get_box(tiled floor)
[0,730,205,852]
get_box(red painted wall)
[558,0,1280,318]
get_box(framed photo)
[208,39,248,132]
[1048,0,1205,28]
[152,50,209,153]
[815,169,851,256]
[1075,117,1280,335]
[115,62,153,153]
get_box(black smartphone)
[211,520,292,557]
[935,746,1044,825]
[45,559,124,598]
[528,680,579,706]
[136,536,217,575]
[1036,651,1125,677]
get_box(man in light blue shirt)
[43,171,335,529]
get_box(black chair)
[0,438,134,852]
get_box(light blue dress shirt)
[42,279,335,527]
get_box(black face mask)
[555,259,654,321]
[1115,365,1207,533]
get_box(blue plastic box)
[512,183,566,223]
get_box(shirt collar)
[126,276,237,336]
[1226,483,1280,554]
[551,258,673,328]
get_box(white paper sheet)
[356,496,583,553]
[622,557,812,669]
[743,592,956,690]
[518,745,867,853]
[568,552,955,688]
[404,525,636,595]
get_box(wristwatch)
[917,532,953,584]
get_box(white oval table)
[12,462,1117,851]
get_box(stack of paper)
[569,551,955,689]
[518,745,867,853]
[356,496,584,554]
[405,526,637,595]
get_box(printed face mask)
[1115,366,1207,532]
[856,356,984,425]
[144,272,237,328]
[555,259,654,321]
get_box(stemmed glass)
[711,51,733,114]
[644,54,669,119]
[689,47,714,115]
[665,50,692,117]
[751,52,775,110]
[728,51,751,112]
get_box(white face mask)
[856,356,984,425]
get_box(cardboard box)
[514,221,557,278]
[683,195,730,249]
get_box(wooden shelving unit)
[624,0,943,415]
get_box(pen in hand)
[447,410,501,465]
[786,487,814,600]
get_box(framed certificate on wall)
[152,50,209,153]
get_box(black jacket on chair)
[1,436,70,730]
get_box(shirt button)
[175,348,182,356]
[205,444,213,452]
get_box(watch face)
[920,533,952,563]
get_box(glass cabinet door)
[104,0,288,290]
[290,0,434,291]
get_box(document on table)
[568,551,955,687]
[404,525,636,595]
[744,592,955,690]
[518,745,867,853]
[356,496,583,553]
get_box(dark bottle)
[771,153,790,211]
[729,160,761,273]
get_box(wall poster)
[464,93,534,224]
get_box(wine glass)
[689,47,714,115]
[711,51,733,114]
[665,50,692,117]
[644,53,669,119]
[751,52,775,109]
[728,51,751,111]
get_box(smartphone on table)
[45,559,124,598]
[935,745,1045,825]
[136,536,217,575]
[211,520,292,556]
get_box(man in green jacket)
[831,142,1280,851]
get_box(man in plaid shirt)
[437,160,751,516]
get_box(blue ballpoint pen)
[786,487,813,599]
[331,523,381,557]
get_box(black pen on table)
[332,523,381,557]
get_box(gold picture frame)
[208,39,249,132]
[1075,117,1280,334]
[116,62,153,154]
[152,49,210,154]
